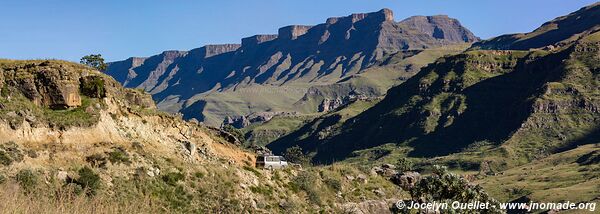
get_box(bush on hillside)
[16,169,38,193]
[283,146,309,165]
[75,166,102,195]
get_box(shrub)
[404,165,503,214]
[16,169,38,193]
[107,147,131,165]
[162,172,185,186]
[291,171,322,204]
[291,171,317,192]
[324,177,342,192]
[396,157,414,172]
[283,146,309,165]
[85,153,107,168]
[243,165,261,177]
[0,142,24,166]
[222,125,245,144]
[249,185,273,196]
[80,76,106,98]
[76,166,102,195]
[0,150,13,166]
[193,172,205,179]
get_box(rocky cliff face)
[105,9,478,126]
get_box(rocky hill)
[0,59,256,173]
[105,9,478,126]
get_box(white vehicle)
[256,155,288,169]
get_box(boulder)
[124,89,156,109]
[371,164,398,177]
[390,171,421,191]
[57,171,69,181]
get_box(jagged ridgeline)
[105,9,478,126]
[270,3,600,166]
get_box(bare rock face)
[13,66,82,109]
[124,89,156,109]
[222,115,251,129]
[222,111,299,128]
[202,44,242,58]
[242,35,278,47]
[399,15,479,43]
[278,25,312,40]
[318,98,344,112]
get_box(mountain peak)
[326,8,394,25]
[399,15,479,43]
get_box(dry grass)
[0,182,160,214]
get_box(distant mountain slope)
[105,9,478,126]
[271,27,600,165]
[473,2,600,50]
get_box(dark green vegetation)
[402,166,503,214]
[80,54,107,71]
[283,146,310,165]
[80,75,106,98]
[72,167,102,195]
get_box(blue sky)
[0,0,597,62]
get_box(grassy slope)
[478,144,600,204]
[289,33,600,205]
[268,99,380,155]
[192,45,470,127]
[242,114,319,147]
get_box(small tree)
[283,146,309,165]
[80,54,107,71]
[221,125,246,144]
[396,157,414,172]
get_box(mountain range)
[268,2,600,166]
[105,9,478,126]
